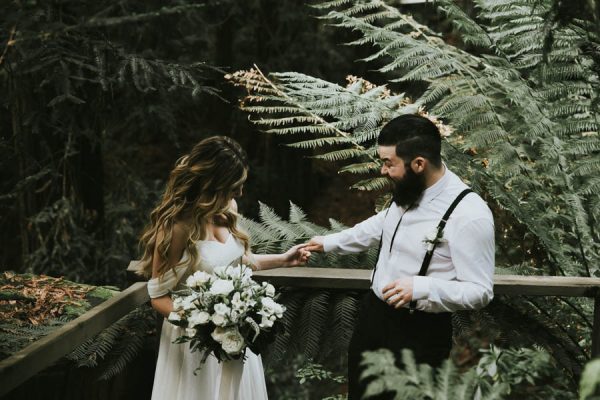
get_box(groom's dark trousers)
[347,291,452,400]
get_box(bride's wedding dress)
[147,235,269,400]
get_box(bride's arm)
[244,244,310,271]
[231,199,310,270]
[149,224,187,318]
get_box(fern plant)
[1,1,221,286]
[240,202,374,362]
[228,0,599,279]
[66,304,156,380]
[360,346,574,399]
[227,0,599,371]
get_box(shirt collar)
[418,163,449,205]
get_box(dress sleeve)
[147,266,186,298]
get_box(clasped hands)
[300,237,414,308]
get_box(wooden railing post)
[593,294,600,358]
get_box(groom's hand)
[382,278,413,309]
[303,236,324,252]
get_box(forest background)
[2,0,600,398]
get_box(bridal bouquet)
[168,264,285,365]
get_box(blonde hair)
[138,136,250,278]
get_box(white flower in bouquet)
[212,313,228,326]
[230,310,240,323]
[231,292,245,311]
[221,327,245,354]
[186,328,197,337]
[265,283,276,297]
[181,295,198,311]
[188,310,210,326]
[170,263,286,366]
[259,315,274,329]
[214,303,231,316]
[209,279,235,296]
[185,270,212,288]
[168,311,182,321]
[172,297,184,311]
[260,297,284,318]
[211,326,227,343]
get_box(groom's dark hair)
[377,114,442,168]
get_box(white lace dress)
[147,235,269,400]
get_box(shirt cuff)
[412,276,431,301]
[322,233,341,253]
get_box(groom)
[303,114,495,399]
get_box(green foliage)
[0,1,220,285]
[360,346,574,399]
[241,201,378,268]
[580,359,600,400]
[229,0,600,373]
[66,304,156,380]
[231,0,600,279]
[0,318,70,361]
[296,360,346,384]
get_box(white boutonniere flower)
[423,227,447,252]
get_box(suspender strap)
[409,188,472,312]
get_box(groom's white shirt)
[323,167,495,313]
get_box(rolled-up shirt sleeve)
[323,209,388,254]
[412,217,495,313]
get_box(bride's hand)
[282,244,311,267]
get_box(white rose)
[213,266,228,276]
[209,279,235,296]
[214,303,231,316]
[212,313,227,326]
[211,326,227,343]
[188,310,210,326]
[221,328,245,354]
[265,283,276,297]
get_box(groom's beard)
[391,167,427,208]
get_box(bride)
[138,136,310,400]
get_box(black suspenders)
[369,188,473,311]
[408,188,472,312]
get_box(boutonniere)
[423,227,447,252]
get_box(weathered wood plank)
[0,282,149,398]
[253,267,600,297]
[127,262,600,296]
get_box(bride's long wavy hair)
[138,136,250,278]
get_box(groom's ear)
[409,157,427,173]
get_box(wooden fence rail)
[0,281,149,398]
[1,265,599,397]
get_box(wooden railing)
[1,265,599,397]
